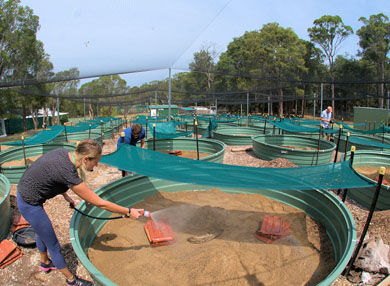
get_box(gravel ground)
[1,134,389,285]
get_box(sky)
[20,0,390,87]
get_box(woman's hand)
[129,208,144,219]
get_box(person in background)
[17,139,144,286]
[117,123,146,176]
[321,106,333,141]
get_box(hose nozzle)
[140,210,151,218]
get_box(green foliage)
[357,13,390,107]
[308,15,353,74]
[59,114,68,125]
[79,75,129,117]
[215,23,307,90]
[357,13,390,62]
[0,0,55,130]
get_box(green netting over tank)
[338,122,385,134]
[1,129,63,146]
[49,125,98,133]
[288,118,322,126]
[147,121,193,139]
[131,116,167,125]
[74,122,100,129]
[268,120,338,134]
[201,118,218,138]
[100,145,374,191]
[348,135,390,149]
[382,125,390,132]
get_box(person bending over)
[17,139,143,286]
[116,123,146,176]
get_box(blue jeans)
[17,193,67,269]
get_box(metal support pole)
[145,117,148,139]
[64,125,68,142]
[155,90,158,106]
[246,93,249,127]
[268,96,271,115]
[343,132,350,156]
[111,119,114,139]
[120,132,126,177]
[100,120,104,144]
[89,125,91,139]
[342,146,356,202]
[21,136,28,169]
[57,92,60,125]
[320,83,323,115]
[195,121,199,160]
[387,90,389,126]
[153,124,156,151]
[343,167,385,278]
[316,125,322,165]
[337,132,351,195]
[193,116,196,136]
[333,125,342,163]
[382,124,385,145]
[273,118,276,135]
[1,118,6,136]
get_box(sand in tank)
[89,189,335,286]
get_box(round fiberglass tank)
[51,130,103,145]
[248,122,278,135]
[143,138,225,163]
[341,150,390,210]
[213,126,269,146]
[333,133,390,153]
[0,143,76,184]
[252,134,336,166]
[0,174,11,241]
[70,175,355,286]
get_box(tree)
[357,13,390,108]
[188,44,219,90]
[0,0,54,130]
[308,15,353,114]
[50,68,80,125]
[215,23,307,116]
[0,0,41,79]
[79,75,129,118]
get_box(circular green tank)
[252,134,336,166]
[333,133,390,153]
[70,175,356,286]
[0,143,76,184]
[143,138,225,163]
[341,150,390,210]
[248,122,278,134]
[213,127,268,146]
[0,174,11,241]
[51,130,103,145]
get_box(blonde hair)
[74,139,102,181]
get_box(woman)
[17,139,143,286]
